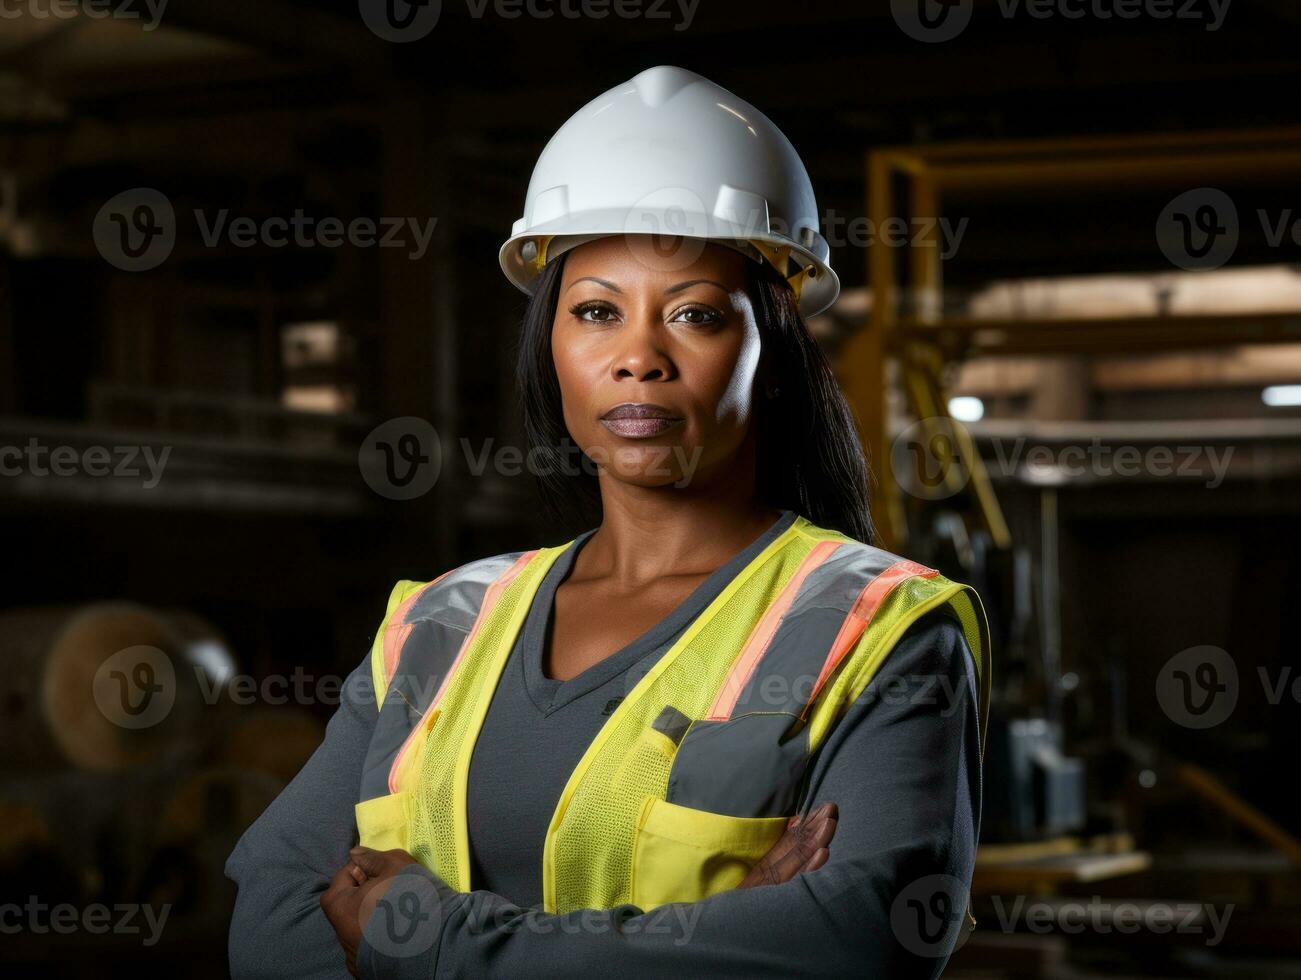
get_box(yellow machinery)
[839,126,1301,552]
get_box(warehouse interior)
[2,0,1300,975]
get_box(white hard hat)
[499,65,841,319]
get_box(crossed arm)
[226,612,981,980]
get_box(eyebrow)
[565,276,728,296]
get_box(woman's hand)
[322,804,836,974]
[737,802,838,889]
[320,845,420,977]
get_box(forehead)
[560,235,750,290]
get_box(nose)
[610,315,675,383]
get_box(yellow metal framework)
[839,126,1301,551]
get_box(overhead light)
[948,396,985,422]
[1262,385,1301,407]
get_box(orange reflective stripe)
[705,540,842,722]
[383,570,455,689]
[799,559,938,720]
[387,550,538,793]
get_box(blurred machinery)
[0,603,323,951]
[835,127,1301,972]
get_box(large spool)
[0,603,237,771]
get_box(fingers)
[349,846,385,878]
[764,802,838,885]
[349,845,406,879]
[349,845,419,880]
[805,803,837,852]
[323,862,360,901]
[800,846,830,874]
[756,812,805,872]
[734,801,840,889]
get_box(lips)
[600,403,681,421]
[599,402,684,439]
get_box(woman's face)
[551,235,764,491]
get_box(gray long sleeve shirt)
[226,514,983,979]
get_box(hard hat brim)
[498,211,840,319]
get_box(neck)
[577,422,787,585]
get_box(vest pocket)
[629,797,787,911]
[355,790,411,853]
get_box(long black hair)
[513,246,877,545]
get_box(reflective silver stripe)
[666,543,928,818]
[728,543,905,717]
[359,553,526,802]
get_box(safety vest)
[356,514,990,916]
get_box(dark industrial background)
[2,0,1299,976]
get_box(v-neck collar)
[518,509,800,715]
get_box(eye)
[672,305,722,327]
[569,300,619,324]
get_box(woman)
[226,66,989,979]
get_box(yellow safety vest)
[355,514,990,915]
